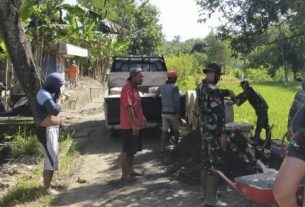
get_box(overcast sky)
[64,0,221,41]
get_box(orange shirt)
[67,64,79,78]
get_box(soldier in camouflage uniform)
[196,63,235,207]
[235,80,271,148]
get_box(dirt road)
[52,97,251,207]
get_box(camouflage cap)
[203,63,223,75]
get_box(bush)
[5,126,39,158]
[165,54,208,92]
[273,67,294,82]
[246,68,272,82]
[227,67,244,79]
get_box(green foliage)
[79,0,163,54]
[196,0,305,80]
[226,68,244,79]
[128,1,163,54]
[0,0,36,60]
[227,66,293,83]
[246,68,272,82]
[5,126,39,158]
[0,136,76,207]
[161,36,203,56]
[165,54,205,91]
[20,0,36,20]
[196,0,305,53]
[204,32,232,70]
[161,33,232,69]
[0,41,8,60]
[273,67,294,82]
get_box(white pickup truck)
[104,55,186,129]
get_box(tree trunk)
[0,0,42,127]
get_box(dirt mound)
[166,129,202,185]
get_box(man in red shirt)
[120,67,145,182]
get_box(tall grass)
[0,134,76,207]
[4,126,40,158]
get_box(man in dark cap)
[235,80,271,148]
[196,63,235,207]
[120,67,145,182]
[36,72,65,195]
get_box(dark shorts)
[121,129,143,154]
[287,130,305,162]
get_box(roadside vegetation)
[0,132,76,207]
[4,126,40,158]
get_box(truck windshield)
[111,57,166,72]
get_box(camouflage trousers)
[255,110,271,142]
[200,128,224,175]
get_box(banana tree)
[29,2,127,76]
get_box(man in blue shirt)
[36,72,64,195]
[155,71,180,152]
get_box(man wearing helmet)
[196,63,235,207]
[155,70,181,152]
[235,80,271,148]
[36,72,65,195]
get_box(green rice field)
[219,80,301,139]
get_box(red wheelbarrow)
[214,169,305,207]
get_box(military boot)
[203,175,227,207]
[200,170,208,201]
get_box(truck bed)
[104,95,186,127]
